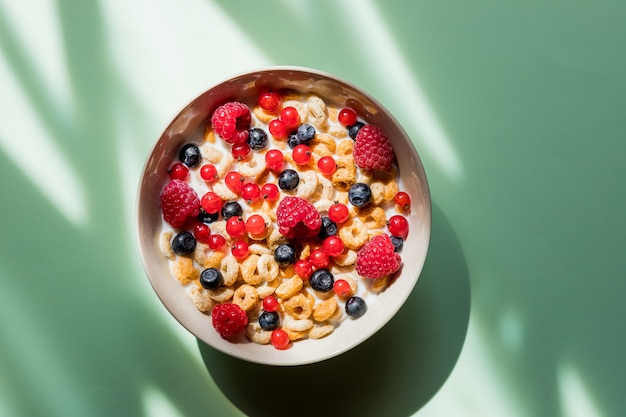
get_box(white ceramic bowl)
[137,67,431,366]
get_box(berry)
[322,236,344,257]
[296,123,316,143]
[390,236,404,253]
[292,144,312,165]
[200,164,218,182]
[211,101,251,144]
[179,143,202,167]
[333,279,352,297]
[294,259,313,280]
[353,125,395,171]
[262,296,278,312]
[258,90,281,112]
[247,127,268,150]
[276,196,322,238]
[160,180,200,228]
[338,108,358,127]
[197,209,219,224]
[348,121,365,140]
[224,171,244,194]
[171,231,196,255]
[309,248,329,269]
[355,234,401,279]
[271,329,290,349]
[231,142,251,160]
[280,106,300,130]
[278,169,300,191]
[317,156,336,175]
[274,243,297,265]
[394,191,411,210]
[199,268,223,289]
[259,310,280,331]
[265,149,285,171]
[261,183,280,202]
[221,201,243,220]
[287,133,301,149]
[212,303,248,338]
[201,191,223,214]
[348,183,372,207]
[169,162,189,181]
[208,233,226,250]
[388,215,409,238]
[317,216,338,239]
[309,269,334,292]
[226,216,246,238]
[193,222,211,243]
[328,203,349,224]
[242,182,261,204]
[231,240,249,260]
[268,118,288,139]
[246,214,267,236]
[345,296,367,318]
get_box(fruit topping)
[171,231,197,255]
[179,143,202,167]
[199,268,223,289]
[274,243,297,265]
[160,179,200,228]
[277,169,299,191]
[211,101,251,144]
[259,310,280,331]
[345,296,367,318]
[247,127,268,150]
[212,303,248,338]
[276,196,321,238]
[348,183,372,207]
[353,125,395,171]
[309,269,334,292]
[355,234,401,279]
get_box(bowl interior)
[137,67,431,366]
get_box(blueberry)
[199,268,223,289]
[171,231,196,255]
[287,133,301,149]
[221,201,243,220]
[274,244,297,265]
[348,183,372,207]
[345,296,367,318]
[317,216,338,239]
[348,122,365,140]
[197,209,219,224]
[278,169,299,191]
[390,236,404,252]
[247,128,268,150]
[309,269,334,292]
[296,123,316,143]
[258,310,280,331]
[179,143,202,167]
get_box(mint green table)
[1,1,624,416]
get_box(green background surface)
[1,1,625,416]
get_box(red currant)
[241,182,261,204]
[262,295,279,312]
[231,142,251,160]
[394,191,411,210]
[317,155,336,175]
[245,214,267,236]
[338,108,358,127]
[224,171,244,194]
[294,259,313,280]
[169,163,189,181]
[309,248,329,269]
[333,279,352,297]
[322,236,344,257]
[265,149,285,171]
[280,106,300,130]
[208,234,226,250]
[193,222,211,243]
[231,239,249,260]
[261,183,279,202]
[268,119,288,139]
[388,215,409,238]
[226,216,246,238]
[328,203,349,224]
[271,329,290,349]
[201,192,223,214]
[258,90,281,112]
[200,164,218,182]
[292,144,312,165]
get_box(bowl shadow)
[198,202,470,417]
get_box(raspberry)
[276,196,322,238]
[211,303,249,338]
[211,101,251,144]
[355,234,401,279]
[353,125,395,171]
[160,180,200,228]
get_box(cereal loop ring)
[333,249,357,266]
[306,95,328,130]
[212,182,239,201]
[358,206,387,229]
[309,324,335,339]
[233,284,259,311]
[339,218,370,250]
[246,322,272,344]
[282,315,313,332]
[369,275,391,293]
[283,293,314,320]
[219,254,240,286]
[336,139,353,156]
[313,297,338,322]
[189,283,214,312]
[253,106,275,124]
[238,152,267,178]
[284,328,308,342]
[295,170,318,199]
[171,256,199,285]
[208,287,234,302]
[257,254,279,282]
[311,176,334,201]
[160,231,175,260]
[240,254,263,285]
[275,276,304,300]
[256,279,278,298]
[369,182,385,205]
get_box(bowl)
[137,66,431,366]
